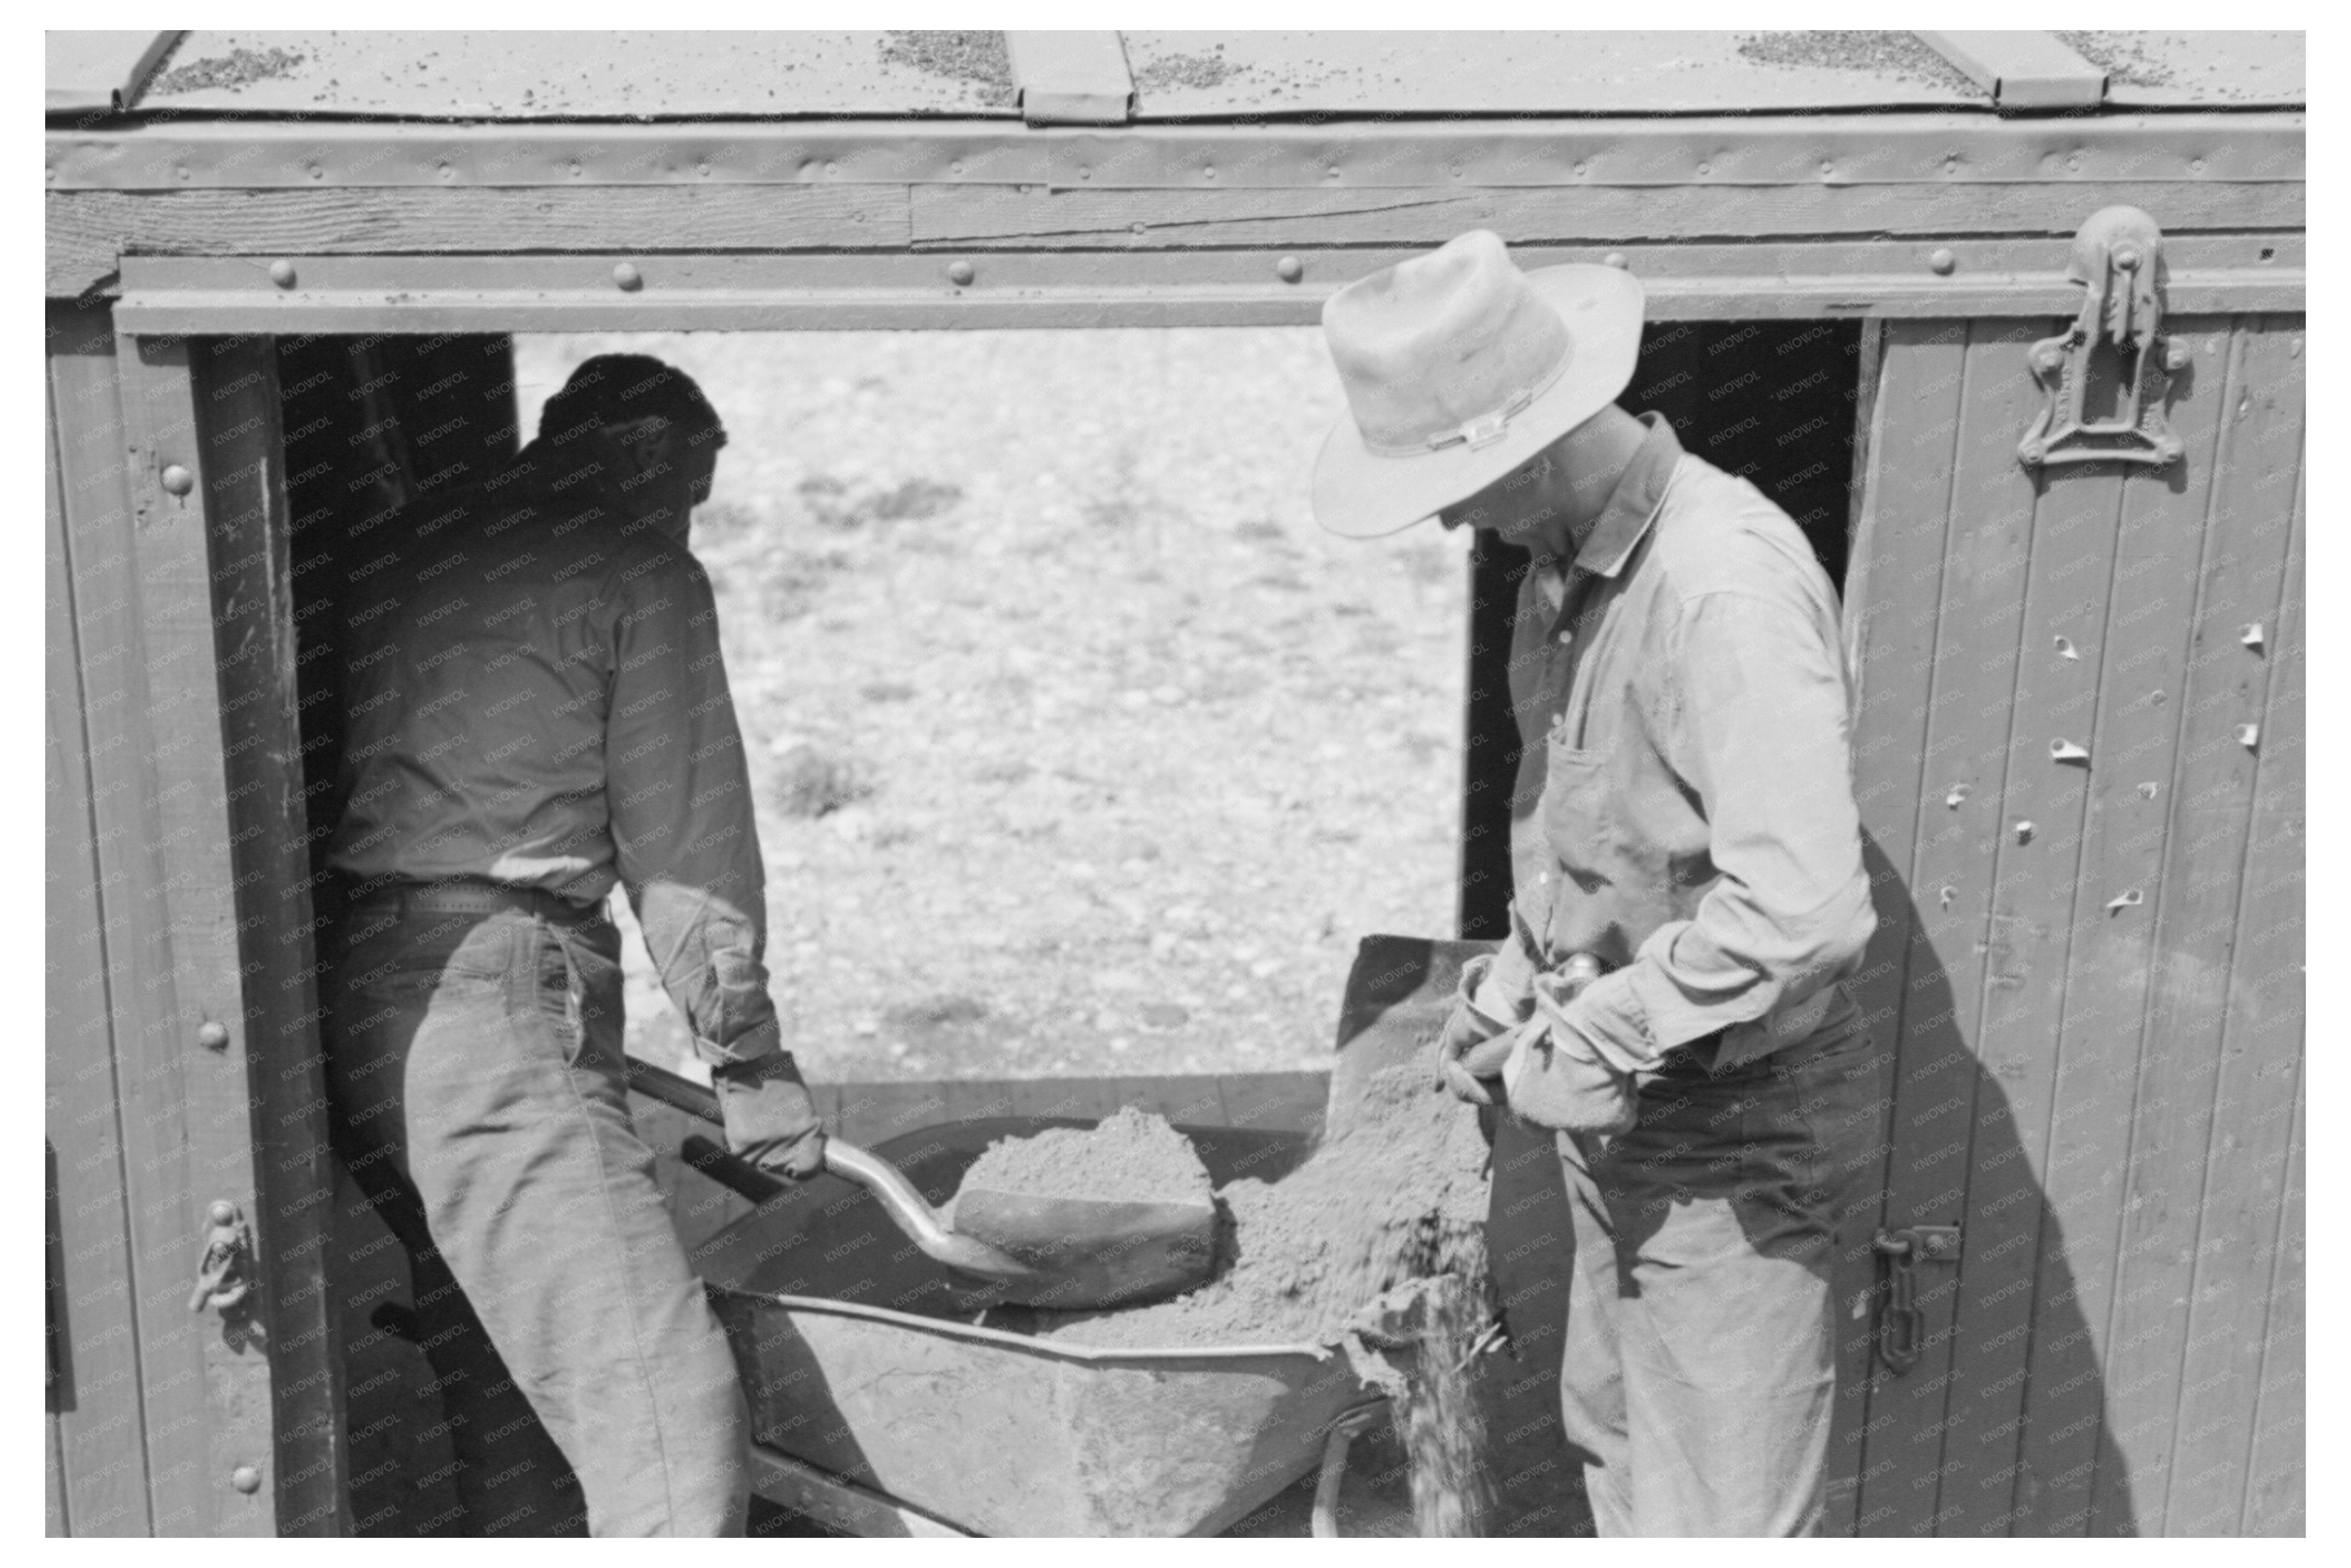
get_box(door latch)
[1873,1224,1961,1374]
[186,1199,255,1315]
[2018,205,2186,471]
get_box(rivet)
[2014,821,2036,843]
[2033,345,2064,373]
[208,1200,238,1226]
[947,260,976,286]
[2240,622,2265,652]
[1604,252,1629,269]
[1820,160,1835,175]
[230,1464,262,1495]
[612,262,642,292]
[1129,221,1146,237]
[1928,248,1957,275]
[308,166,324,181]
[2190,157,2206,172]
[824,162,838,176]
[2053,635,2079,659]
[2163,338,2192,372]
[1078,166,1091,180]
[949,160,964,175]
[197,1021,231,1051]
[2136,782,2159,800]
[1276,256,1304,284]
[160,464,195,497]
[1945,783,1970,808]
[1944,156,1960,174]
[1696,162,1710,175]
[1202,166,1216,180]
[2235,723,2260,751]
[2050,739,2090,765]
[1572,160,1588,177]
[695,162,712,178]
[2105,889,2144,914]
[1326,165,1342,180]
[268,260,298,289]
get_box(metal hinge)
[1873,1224,1961,1374]
[2018,205,2188,472]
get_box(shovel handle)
[1455,953,1605,1081]
[624,1057,1031,1284]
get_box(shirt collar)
[1568,413,1682,580]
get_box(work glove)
[1498,968,1648,1137]
[712,1051,827,1180]
[1434,948,1536,1107]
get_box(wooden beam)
[1915,31,2106,113]
[1006,31,1134,125]
[46,184,911,268]
[909,180,2297,249]
[187,336,350,1536]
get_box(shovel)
[625,1059,1215,1309]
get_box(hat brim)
[1310,265,1646,540]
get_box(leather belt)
[345,877,608,927]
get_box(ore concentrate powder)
[1028,1067,1499,1534]
[955,1106,1213,1208]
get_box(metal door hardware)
[2020,206,2186,471]
[186,1200,254,1315]
[1874,1225,1962,1374]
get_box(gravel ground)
[512,329,1469,1084]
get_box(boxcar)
[44,29,2303,1537]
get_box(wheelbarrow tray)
[695,1117,1383,1537]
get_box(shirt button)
[1556,630,1573,646]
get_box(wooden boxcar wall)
[1836,314,2304,1536]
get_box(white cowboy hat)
[1311,230,1645,539]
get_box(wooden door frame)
[47,305,347,1535]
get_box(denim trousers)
[327,902,749,1537]
[1554,1019,1881,1537]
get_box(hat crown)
[1320,230,1573,454]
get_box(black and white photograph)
[37,20,2309,1539]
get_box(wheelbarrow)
[686,1114,1411,1537]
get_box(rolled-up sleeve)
[604,550,782,1070]
[1574,589,1877,1059]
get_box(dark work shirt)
[327,478,781,1070]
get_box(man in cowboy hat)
[1313,231,1881,1536]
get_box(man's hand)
[712,1052,826,1179]
[1498,963,1647,1135]
[1499,1021,1640,1136]
[1435,952,1527,1106]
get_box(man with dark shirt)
[324,355,821,1536]
[1311,233,1882,1535]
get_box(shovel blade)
[952,1189,1217,1311]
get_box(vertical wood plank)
[1833,317,1962,1538]
[1964,314,2232,1536]
[2058,318,2301,1536]
[50,306,245,1537]
[187,333,351,1535]
[1854,319,2051,1537]
[2168,420,2305,1535]
[1927,315,2144,1538]
[2242,1067,2304,1537]
[101,327,281,1535]
[47,1417,69,1537]
[44,328,154,1537]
